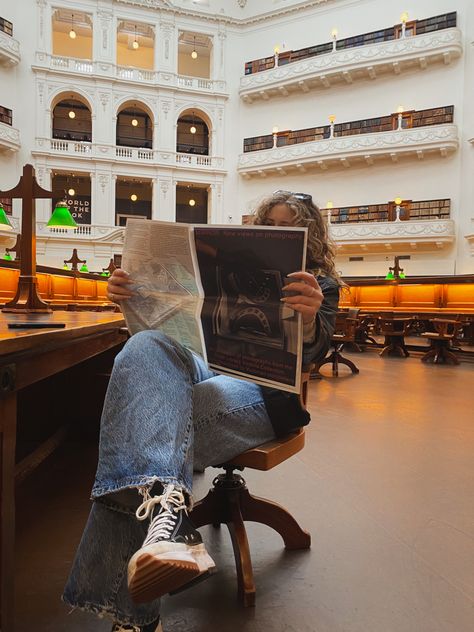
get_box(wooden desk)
[0,311,126,632]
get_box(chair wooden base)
[421,340,459,365]
[380,335,409,358]
[315,344,359,377]
[190,468,311,607]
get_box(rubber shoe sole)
[128,542,216,604]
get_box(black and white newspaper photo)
[194,225,307,393]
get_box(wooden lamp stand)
[1,164,54,313]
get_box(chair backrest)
[431,319,462,337]
[347,307,360,320]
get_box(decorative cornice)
[238,125,458,176]
[0,30,20,66]
[115,0,336,27]
[0,122,21,153]
[331,219,455,252]
[240,28,462,100]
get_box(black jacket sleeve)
[302,275,340,366]
[262,275,340,437]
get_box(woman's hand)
[107,268,135,303]
[281,271,323,325]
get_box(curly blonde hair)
[251,191,342,284]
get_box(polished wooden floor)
[15,350,474,632]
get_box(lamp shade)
[63,263,69,270]
[3,251,13,261]
[385,271,395,280]
[0,204,13,230]
[47,201,78,229]
[399,271,406,279]
[79,263,89,273]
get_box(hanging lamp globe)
[3,251,13,261]
[385,271,395,280]
[79,262,89,273]
[0,203,13,230]
[47,200,78,229]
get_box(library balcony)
[33,55,228,97]
[0,107,20,153]
[52,98,92,144]
[324,198,455,253]
[240,12,461,102]
[0,17,20,66]
[33,139,226,174]
[238,107,458,178]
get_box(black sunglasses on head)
[273,190,313,203]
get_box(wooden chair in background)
[378,316,412,358]
[313,314,360,376]
[421,319,462,365]
[190,367,313,607]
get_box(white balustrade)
[35,138,223,171]
[35,54,228,94]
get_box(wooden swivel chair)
[313,314,360,376]
[190,369,313,607]
[421,319,462,365]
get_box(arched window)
[116,104,153,148]
[176,112,209,155]
[52,98,92,142]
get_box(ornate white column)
[36,0,51,54]
[212,28,226,81]
[158,20,177,73]
[152,178,160,219]
[95,9,114,66]
[93,171,115,226]
[155,178,174,221]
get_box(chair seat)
[421,332,454,340]
[225,429,305,471]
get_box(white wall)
[0,0,473,275]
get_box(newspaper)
[121,219,308,393]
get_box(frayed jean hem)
[62,595,159,628]
[92,475,194,510]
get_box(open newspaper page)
[121,219,205,358]
[193,225,307,393]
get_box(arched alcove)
[176,110,210,155]
[116,102,153,149]
[52,96,92,142]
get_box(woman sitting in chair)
[63,191,342,632]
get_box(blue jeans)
[63,330,275,627]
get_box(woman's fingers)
[287,270,319,287]
[108,269,135,302]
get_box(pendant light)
[69,13,77,39]
[191,36,198,59]
[79,262,89,273]
[68,110,76,119]
[132,25,139,50]
[189,198,196,207]
[131,104,138,127]
[3,251,13,261]
[190,111,197,135]
[130,193,138,202]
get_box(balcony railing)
[33,54,228,95]
[33,138,226,172]
[323,199,451,224]
[36,222,125,242]
[245,12,456,74]
[0,119,20,152]
[240,19,461,102]
[244,106,454,152]
[330,218,455,252]
[238,109,458,177]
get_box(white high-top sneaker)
[128,483,216,604]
